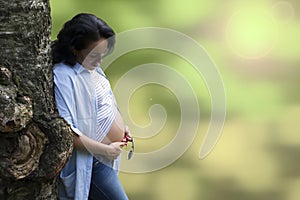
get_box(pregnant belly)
[104,111,125,143]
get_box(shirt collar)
[73,62,86,74]
[95,66,104,74]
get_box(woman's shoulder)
[54,62,73,72]
[54,62,76,77]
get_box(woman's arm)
[54,70,125,160]
[73,134,125,160]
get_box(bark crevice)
[0,0,73,199]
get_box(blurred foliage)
[51,0,300,199]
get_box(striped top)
[90,68,117,142]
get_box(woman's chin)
[92,63,100,68]
[84,63,99,70]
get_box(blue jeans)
[88,158,128,200]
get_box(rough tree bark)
[0,0,73,199]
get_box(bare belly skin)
[102,111,125,144]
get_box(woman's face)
[75,39,108,70]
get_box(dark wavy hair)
[52,13,115,66]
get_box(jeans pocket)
[60,170,76,198]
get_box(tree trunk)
[0,0,73,199]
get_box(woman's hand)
[124,125,132,139]
[104,142,126,160]
[73,133,126,160]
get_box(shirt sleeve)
[54,69,83,136]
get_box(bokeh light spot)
[226,8,277,59]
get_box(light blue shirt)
[54,62,115,200]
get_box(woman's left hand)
[124,125,131,137]
[122,125,133,143]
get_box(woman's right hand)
[73,134,127,160]
[104,142,126,160]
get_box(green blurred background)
[50,0,300,199]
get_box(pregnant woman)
[52,13,130,200]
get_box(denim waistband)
[93,156,113,167]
